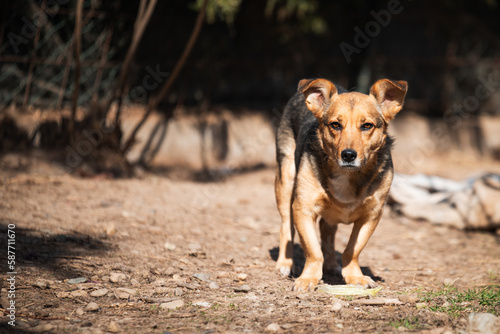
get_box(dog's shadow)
[269,244,383,285]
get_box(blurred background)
[1,0,500,177]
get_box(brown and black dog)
[275,78,407,292]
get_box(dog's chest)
[328,174,359,204]
[323,175,363,223]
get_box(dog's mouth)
[338,160,361,169]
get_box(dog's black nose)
[341,149,357,163]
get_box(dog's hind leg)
[320,219,339,274]
[275,150,296,277]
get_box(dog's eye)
[330,122,342,130]
[361,123,374,130]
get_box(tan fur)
[275,78,407,292]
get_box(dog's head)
[298,78,407,170]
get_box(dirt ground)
[1,151,500,334]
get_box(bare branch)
[69,0,84,145]
[102,0,158,120]
[121,0,208,153]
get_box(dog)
[275,78,407,292]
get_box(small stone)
[209,281,219,290]
[177,282,198,290]
[111,262,130,271]
[265,323,281,332]
[36,310,50,318]
[335,323,344,329]
[160,299,185,310]
[235,285,251,293]
[245,291,258,301]
[174,288,183,296]
[57,291,71,298]
[90,288,108,297]
[76,283,95,290]
[172,274,182,280]
[188,242,201,252]
[152,278,168,287]
[155,287,169,294]
[70,290,88,298]
[237,273,248,281]
[398,295,420,304]
[243,217,260,230]
[105,223,116,236]
[67,277,87,284]
[164,242,176,251]
[32,324,54,332]
[165,267,176,276]
[75,308,84,316]
[217,271,231,278]
[109,272,127,283]
[331,302,343,312]
[33,279,50,289]
[331,297,348,307]
[107,320,120,333]
[193,273,210,281]
[193,300,212,308]
[85,302,99,312]
[114,288,138,299]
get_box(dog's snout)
[341,149,357,163]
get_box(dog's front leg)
[292,203,323,292]
[341,215,381,288]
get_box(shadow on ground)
[0,220,113,282]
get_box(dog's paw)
[276,259,294,277]
[344,275,376,288]
[292,277,319,292]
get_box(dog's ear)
[298,78,337,119]
[370,79,408,121]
